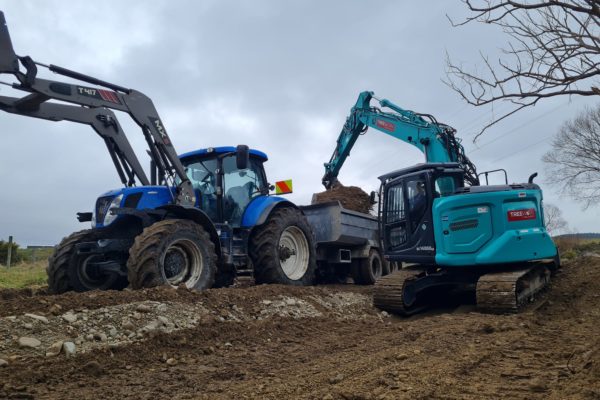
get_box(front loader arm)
[0,11,195,206]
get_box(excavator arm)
[322,91,479,189]
[0,11,195,206]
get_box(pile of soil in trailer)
[312,182,373,213]
[1,255,600,399]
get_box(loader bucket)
[0,11,19,74]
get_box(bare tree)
[543,104,600,208]
[446,1,600,139]
[543,203,569,235]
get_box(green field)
[0,261,47,289]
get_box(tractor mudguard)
[241,196,298,228]
[158,205,221,256]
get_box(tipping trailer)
[301,201,395,284]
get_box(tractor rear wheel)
[352,249,383,285]
[249,207,316,285]
[127,220,217,290]
[48,230,124,293]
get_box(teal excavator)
[323,91,559,314]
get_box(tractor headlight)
[102,194,123,226]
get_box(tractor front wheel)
[127,220,217,290]
[249,207,316,285]
[48,230,124,293]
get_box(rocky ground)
[1,256,599,399]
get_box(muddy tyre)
[249,207,316,285]
[127,220,217,290]
[48,230,123,293]
[352,249,383,285]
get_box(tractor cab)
[179,146,269,226]
[378,163,465,264]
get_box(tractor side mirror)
[236,144,249,170]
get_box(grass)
[0,261,48,289]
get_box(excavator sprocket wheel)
[373,268,426,316]
[476,264,551,313]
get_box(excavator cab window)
[382,170,436,264]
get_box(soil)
[1,256,599,399]
[312,183,373,214]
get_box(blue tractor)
[323,91,559,314]
[0,12,316,292]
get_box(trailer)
[300,201,395,284]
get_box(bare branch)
[446,1,600,138]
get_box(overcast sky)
[0,0,597,246]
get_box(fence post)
[6,235,13,268]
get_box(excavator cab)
[379,163,465,265]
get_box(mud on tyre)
[127,219,217,290]
[249,207,316,285]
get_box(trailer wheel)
[127,220,216,290]
[249,207,316,285]
[352,249,383,285]
[48,230,124,293]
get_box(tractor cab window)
[223,156,266,225]
[181,157,218,220]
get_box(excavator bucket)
[0,11,19,74]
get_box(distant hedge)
[0,240,21,265]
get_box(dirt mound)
[1,258,600,399]
[312,182,373,214]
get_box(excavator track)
[476,264,551,313]
[373,268,427,316]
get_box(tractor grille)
[95,196,114,223]
[449,219,478,232]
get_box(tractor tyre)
[127,220,217,290]
[249,207,316,286]
[351,249,383,285]
[48,230,124,293]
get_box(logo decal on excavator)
[76,86,121,104]
[149,117,171,146]
[375,119,395,132]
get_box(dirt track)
[1,257,599,400]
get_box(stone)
[93,333,108,342]
[46,340,64,357]
[49,304,63,315]
[62,313,78,323]
[157,316,169,325]
[122,320,135,331]
[63,342,76,357]
[381,311,390,317]
[18,337,41,348]
[323,394,334,400]
[136,304,153,313]
[329,373,344,384]
[109,327,118,337]
[166,358,177,366]
[396,353,409,361]
[24,313,49,323]
[23,323,33,330]
[0,359,7,367]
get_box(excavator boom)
[322,91,478,189]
